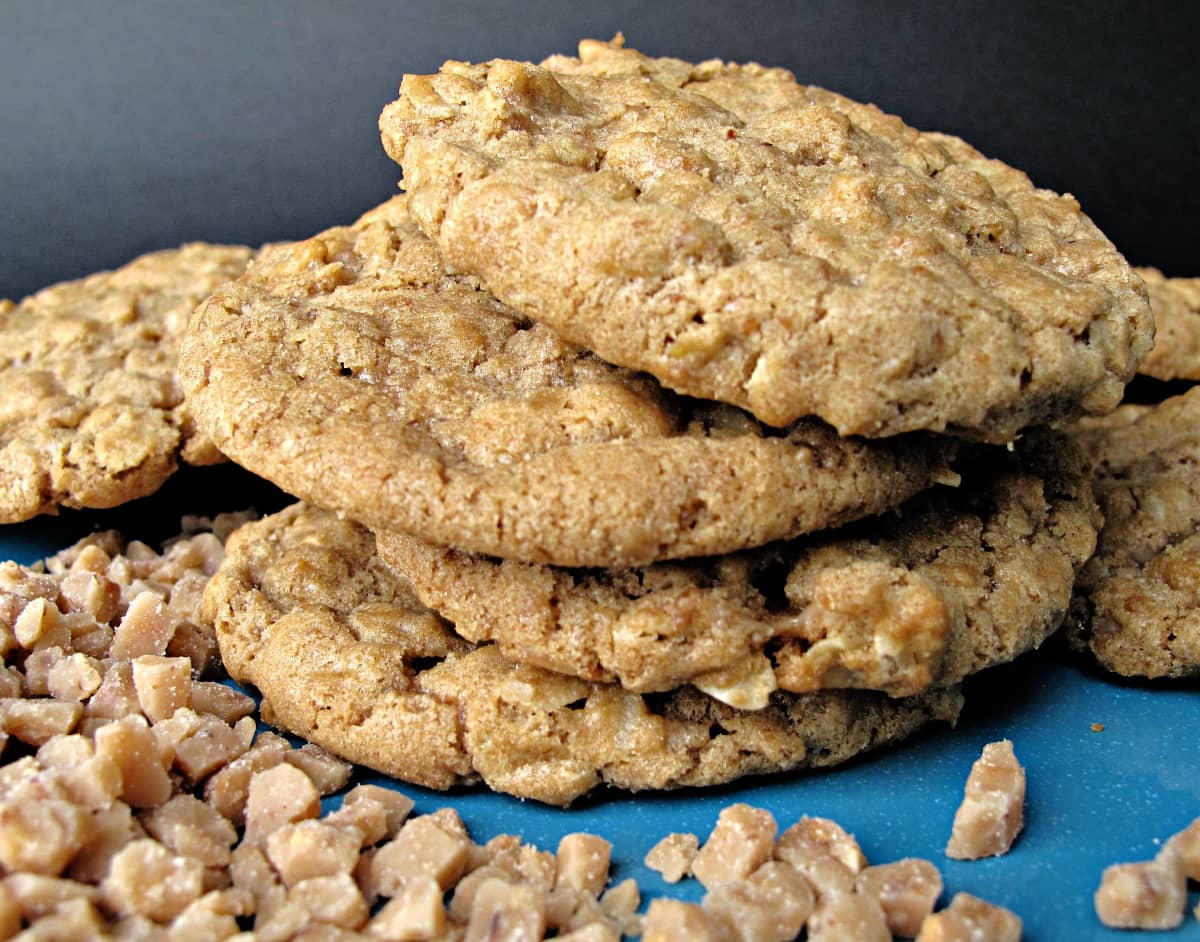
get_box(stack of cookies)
[171,39,1159,805]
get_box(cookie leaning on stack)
[1060,276,1200,682]
[1068,387,1200,679]
[1131,269,1200,382]
[0,244,254,522]
[176,38,1155,803]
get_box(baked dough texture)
[180,197,955,568]
[380,37,1152,441]
[1136,267,1200,381]
[1069,389,1200,678]
[205,503,964,806]
[0,244,253,521]
[378,431,1099,706]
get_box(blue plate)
[5,466,1198,940]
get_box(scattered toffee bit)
[916,892,1022,942]
[1094,846,1187,931]
[856,859,943,938]
[691,804,778,890]
[1166,818,1200,881]
[644,833,699,884]
[1094,818,1200,931]
[945,740,1026,860]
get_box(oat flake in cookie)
[179,197,954,568]
[1069,388,1200,678]
[204,503,964,806]
[0,244,254,521]
[380,37,1152,440]
[378,430,1099,708]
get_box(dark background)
[2,0,1197,301]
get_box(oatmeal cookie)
[0,244,254,521]
[1069,388,1200,678]
[204,503,964,806]
[378,431,1099,707]
[179,197,954,568]
[380,37,1151,440]
[1136,268,1200,381]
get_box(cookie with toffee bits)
[377,430,1099,707]
[204,503,964,806]
[380,37,1151,440]
[1069,388,1200,678]
[179,197,953,568]
[0,244,253,521]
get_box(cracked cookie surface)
[204,503,964,806]
[179,197,953,567]
[0,244,254,521]
[380,38,1151,441]
[377,431,1099,706]
[1069,388,1200,678]
[1136,268,1200,381]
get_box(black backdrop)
[2,0,1197,300]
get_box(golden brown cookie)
[1136,268,1200,381]
[0,244,254,522]
[380,38,1152,441]
[179,197,955,568]
[1069,388,1200,678]
[377,431,1099,707]
[204,503,964,806]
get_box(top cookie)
[1068,388,1200,678]
[179,197,954,568]
[0,243,254,522]
[1136,267,1200,381]
[380,37,1152,441]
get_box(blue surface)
[5,472,1198,940]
